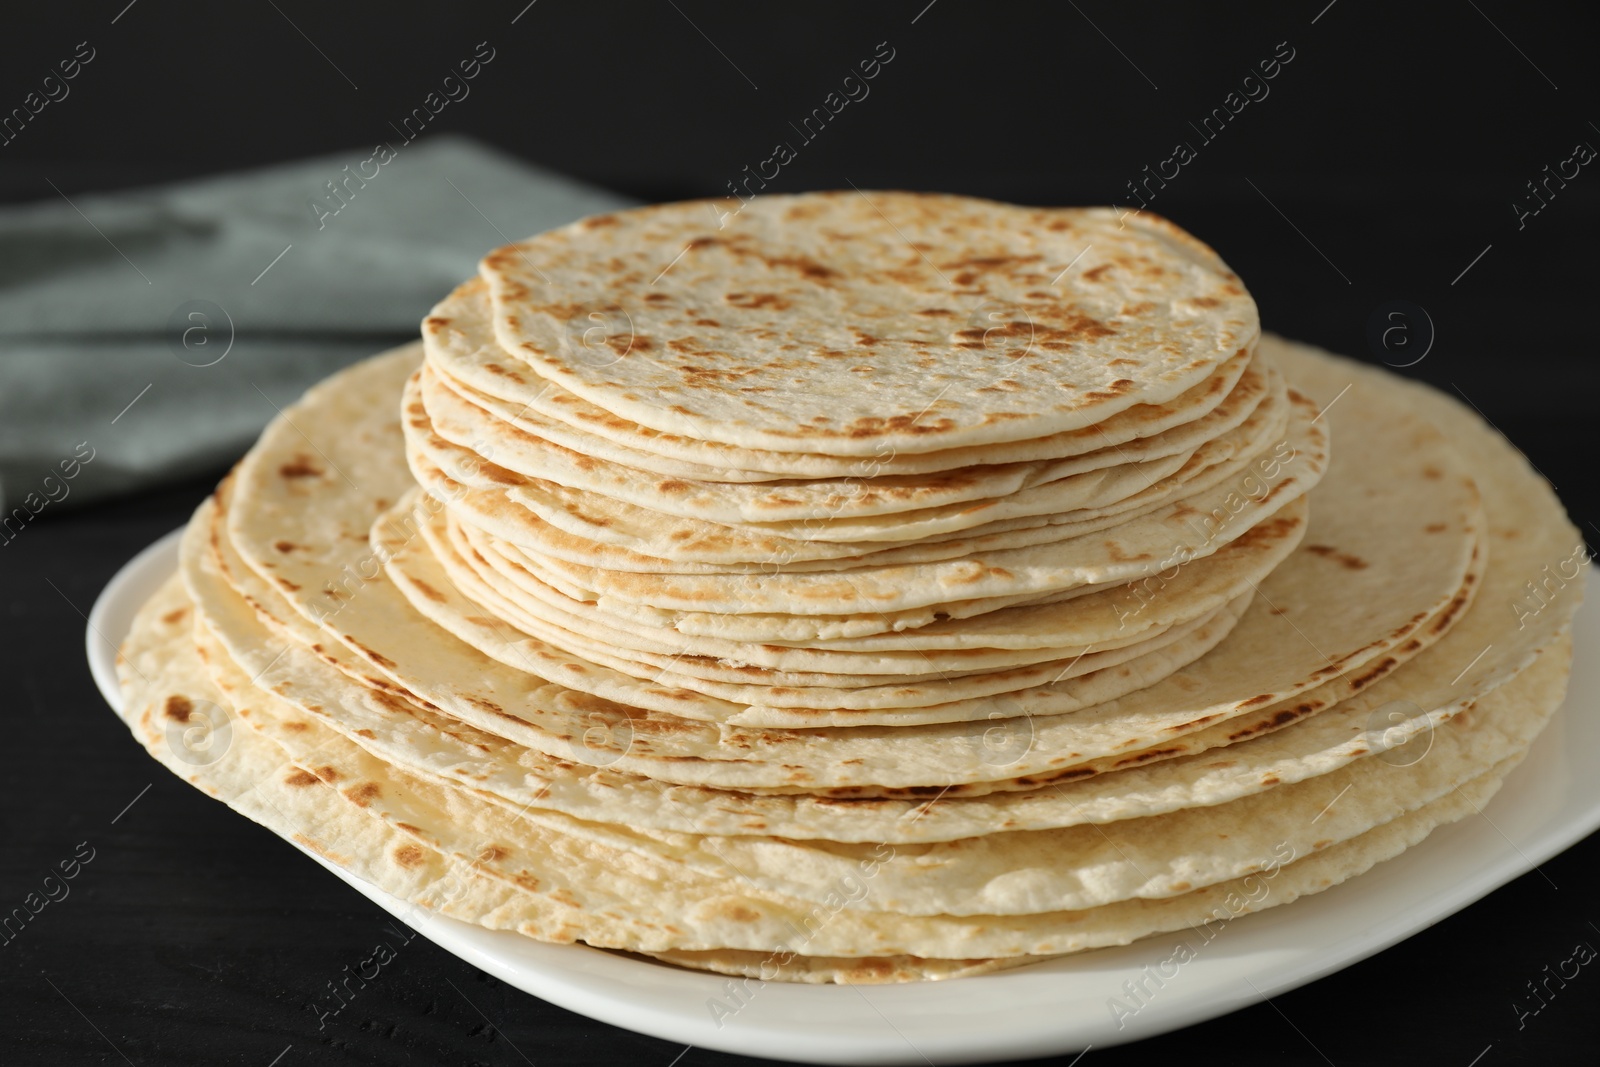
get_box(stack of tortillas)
[116,192,1583,983]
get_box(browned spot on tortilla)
[344,782,381,806]
[1167,713,1220,733]
[1112,746,1181,768]
[1234,513,1303,549]
[284,769,319,787]
[1227,704,1315,742]
[1429,584,1473,635]
[347,637,398,670]
[726,292,791,310]
[160,606,189,625]
[1305,544,1368,570]
[718,903,762,923]
[410,579,446,603]
[1348,657,1397,690]
[279,455,323,479]
[393,844,426,868]
[761,254,838,281]
[163,695,194,722]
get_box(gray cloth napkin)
[0,135,632,513]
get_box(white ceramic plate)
[88,529,1600,1065]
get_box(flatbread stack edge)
[113,193,1582,983]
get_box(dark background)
[3,1,1597,1064]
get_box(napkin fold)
[0,135,631,513]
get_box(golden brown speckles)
[463,694,505,716]
[284,769,320,787]
[760,254,838,281]
[163,695,194,722]
[844,414,957,439]
[726,292,792,310]
[160,606,190,626]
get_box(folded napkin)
[0,135,631,513]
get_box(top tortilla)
[477,193,1259,456]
